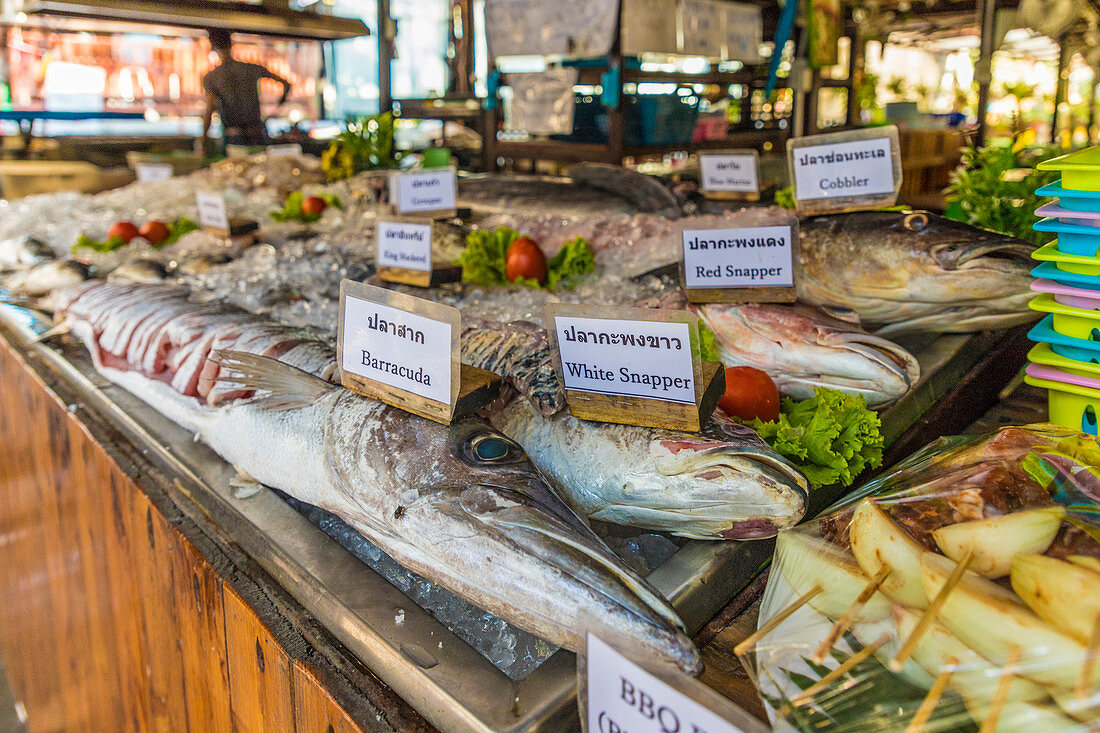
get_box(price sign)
[195,191,230,232]
[338,281,500,424]
[135,163,173,182]
[267,143,303,157]
[586,634,762,733]
[545,303,722,431]
[787,126,902,214]
[377,220,433,272]
[698,150,759,197]
[389,168,458,216]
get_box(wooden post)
[378,0,394,114]
[974,0,996,147]
[847,28,864,127]
[1052,36,1070,145]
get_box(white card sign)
[723,2,762,63]
[195,191,230,231]
[587,634,753,733]
[267,143,303,157]
[681,225,794,288]
[135,163,173,182]
[699,151,759,194]
[377,220,433,272]
[339,289,455,406]
[787,126,902,214]
[389,169,458,215]
[551,315,695,404]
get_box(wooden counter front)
[0,332,432,732]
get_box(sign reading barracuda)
[552,315,696,404]
[681,224,794,288]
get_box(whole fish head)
[798,210,1037,332]
[698,302,919,407]
[590,420,808,541]
[353,411,701,674]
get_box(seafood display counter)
[0,299,1030,731]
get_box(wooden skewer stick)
[890,550,974,672]
[904,658,957,733]
[978,644,1022,733]
[812,566,892,664]
[787,633,891,709]
[1077,615,1100,702]
[735,585,822,657]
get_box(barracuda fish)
[798,210,1037,335]
[56,282,701,674]
[695,301,920,408]
[0,235,53,271]
[492,399,808,540]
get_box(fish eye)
[466,433,524,464]
[903,212,930,232]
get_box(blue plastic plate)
[1036,181,1100,213]
[1029,314,1100,363]
[1033,217,1100,256]
[1032,261,1100,291]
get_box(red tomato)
[139,220,171,245]
[505,236,547,284]
[108,221,140,243]
[718,366,780,422]
[301,196,327,216]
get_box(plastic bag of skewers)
[739,423,1100,732]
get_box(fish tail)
[210,349,334,410]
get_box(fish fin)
[465,489,686,632]
[32,320,71,343]
[230,469,264,499]
[210,349,334,410]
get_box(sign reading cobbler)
[552,315,696,404]
[338,282,458,408]
[787,126,901,215]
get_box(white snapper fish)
[491,399,808,540]
[695,301,920,408]
[56,281,702,674]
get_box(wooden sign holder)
[546,303,725,432]
[375,214,462,288]
[203,216,259,247]
[677,213,800,305]
[337,280,501,425]
[698,149,761,202]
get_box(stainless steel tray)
[0,303,994,731]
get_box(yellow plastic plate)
[1038,148,1100,192]
[1029,293,1100,339]
[1030,241,1100,276]
[1027,342,1100,378]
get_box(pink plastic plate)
[1026,362,1100,390]
[1031,278,1100,310]
[1035,201,1100,227]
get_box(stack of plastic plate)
[1026,148,1100,433]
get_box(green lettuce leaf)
[271,191,342,223]
[748,388,883,489]
[459,228,595,290]
[160,216,199,247]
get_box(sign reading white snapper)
[377,220,432,271]
[553,316,695,404]
[340,296,452,405]
[682,225,793,288]
[792,136,894,200]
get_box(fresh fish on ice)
[108,257,168,284]
[695,301,920,407]
[461,319,564,416]
[55,281,701,674]
[0,236,53,271]
[4,259,92,297]
[566,163,681,217]
[492,399,808,540]
[797,210,1037,335]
